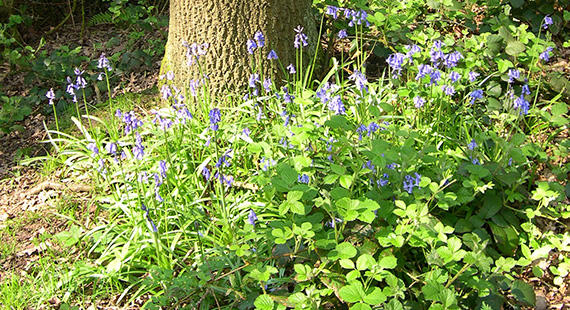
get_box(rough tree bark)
[161,0,317,97]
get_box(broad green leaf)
[512,280,536,306]
[254,294,274,310]
[339,282,365,303]
[363,287,386,305]
[505,41,526,56]
[340,175,353,189]
[330,242,357,260]
[356,254,376,270]
[378,255,397,269]
[350,303,372,310]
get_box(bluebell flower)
[189,79,201,97]
[377,173,389,187]
[153,173,162,188]
[106,142,117,155]
[386,162,398,170]
[430,49,445,66]
[161,85,172,100]
[443,85,455,96]
[539,47,553,62]
[429,70,441,85]
[386,53,405,77]
[133,133,144,160]
[254,31,265,48]
[521,84,531,96]
[86,142,99,156]
[443,51,463,68]
[202,167,211,180]
[158,160,167,178]
[471,157,480,165]
[543,15,553,29]
[247,209,258,226]
[287,64,296,74]
[282,86,294,103]
[155,189,163,203]
[356,124,367,141]
[468,139,477,150]
[405,44,421,60]
[46,88,55,105]
[449,71,461,83]
[338,29,348,39]
[468,71,480,82]
[249,73,259,88]
[347,9,370,27]
[349,69,368,92]
[508,158,513,166]
[325,217,343,228]
[222,175,234,188]
[166,71,174,81]
[362,160,375,171]
[298,174,309,184]
[432,40,444,50]
[508,69,520,83]
[294,25,308,49]
[413,96,425,108]
[75,68,87,89]
[97,158,106,174]
[209,108,221,131]
[262,78,272,92]
[138,171,148,184]
[368,122,379,135]
[326,6,340,19]
[416,64,433,80]
[403,173,421,194]
[183,42,209,66]
[328,95,345,115]
[513,95,530,115]
[267,50,278,60]
[247,39,257,54]
[97,53,112,71]
[242,127,251,137]
[469,89,484,104]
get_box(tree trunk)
[161,0,317,98]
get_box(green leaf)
[339,282,365,303]
[350,303,371,310]
[378,255,397,269]
[363,287,386,305]
[509,0,524,8]
[54,225,82,247]
[385,299,403,310]
[356,254,376,271]
[289,201,306,215]
[254,294,274,310]
[512,280,536,306]
[287,191,304,202]
[340,258,355,269]
[505,41,526,56]
[330,242,357,260]
[340,175,353,189]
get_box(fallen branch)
[27,181,92,196]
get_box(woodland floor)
[0,23,568,309]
